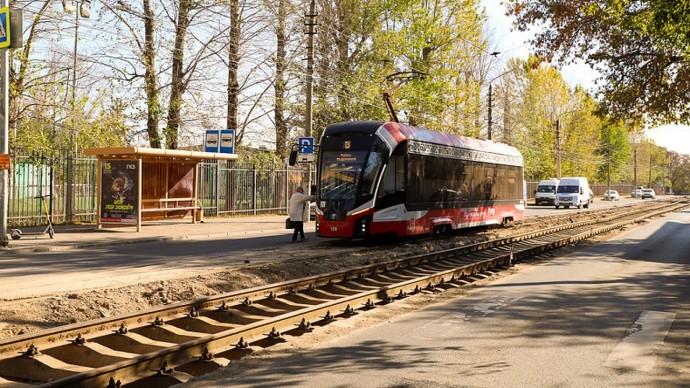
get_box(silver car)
[603,189,619,201]
[641,188,656,199]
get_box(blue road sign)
[299,137,314,154]
[0,7,10,49]
[204,130,220,153]
[220,130,235,154]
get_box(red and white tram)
[315,121,525,238]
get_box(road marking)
[604,310,675,372]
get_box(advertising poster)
[100,160,138,224]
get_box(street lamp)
[62,0,91,223]
[63,0,91,116]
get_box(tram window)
[495,166,506,199]
[395,157,405,191]
[471,163,483,201]
[458,161,471,200]
[507,166,518,198]
[378,155,405,197]
[358,138,386,200]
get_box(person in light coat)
[289,186,315,242]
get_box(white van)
[534,178,559,206]
[554,177,591,209]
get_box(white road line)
[604,310,676,372]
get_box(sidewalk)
[0,214,290,254]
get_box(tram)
[315,121,525,238]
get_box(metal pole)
[305,0,315,138]
[66,4,80,223]
[0,0,8,245]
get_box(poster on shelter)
[100,160,138,224]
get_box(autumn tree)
[595,118,632,184]
[507,0,690,124]
[98,0,164,148]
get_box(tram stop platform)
[0,215,290,254]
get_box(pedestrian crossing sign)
[0,7,10,49]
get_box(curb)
[1,227,290,254]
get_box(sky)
[480,0,690,156]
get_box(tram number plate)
[330,226,338,231]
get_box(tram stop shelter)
[84,147,237,232]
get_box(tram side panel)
[318,149,525,238]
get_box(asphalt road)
[0,196,654,299]
[181,205,690,387]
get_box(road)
[0,196,651,299]
[181,205,690,387]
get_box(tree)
[513,62,570,180]
[226,0,240,139]
[669,152,690,194]
[99,0,164,148]
[507,0,690,124]
[596,118,632,184]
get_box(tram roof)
[323,121,522,158]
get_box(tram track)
[0,200,687,387]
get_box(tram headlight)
[355,216,369,236]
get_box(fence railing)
[6,151,635,227]
[7,151,313,228]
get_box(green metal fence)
[7,151,312,228]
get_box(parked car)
[603,189,620,201]
[632,186,644,198]
[641,188,656,199]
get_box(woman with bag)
[288,186,315,242]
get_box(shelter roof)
[83,147,237,161]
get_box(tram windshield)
[318,135,386,220]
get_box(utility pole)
[304,0,316,192]
[633,148,637,189]
[669,158,672,195]
[0,0,9,245]
[64,0,91,223]
[555,119,561,179]
[648,150,653,188]
[607,145,611,195]
[487,84,493,140]
[304,0,316,138]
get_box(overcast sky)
[480,0,690,156]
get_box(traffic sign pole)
[0,3,8,245]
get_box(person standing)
[289,186,315,242]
